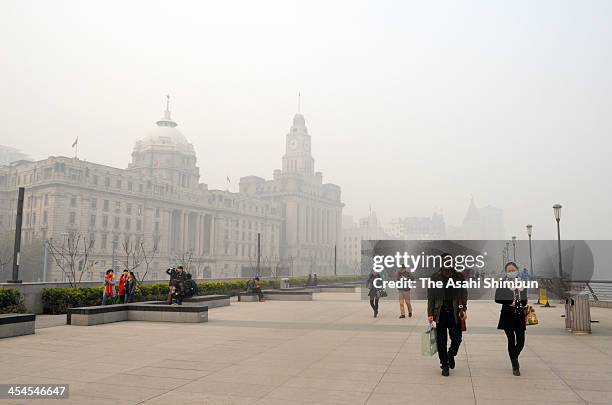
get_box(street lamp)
[526,224,534,278]
[511,236,517,262]
[553,204,563,279]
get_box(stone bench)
[0,313,36,339]
[318,285,357,293]
[262,290,313,301]
[149,294,231,309]
[238,290,313,301]
[67,303,208,326]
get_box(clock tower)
[282,112,314,176]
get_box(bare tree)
[174,250,195,273]
[47,232,97,287]
[0,233,13,275]
[121,236,145,273]
[138,238,159,282]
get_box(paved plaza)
[1,290,612,405]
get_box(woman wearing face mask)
[495,262,528,376]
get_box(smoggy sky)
[1,0,611,240]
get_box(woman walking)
[366,271,383,317]
[102,269,115,305]
[125,271,137,303]
[495,262,528,376]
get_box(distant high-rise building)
[384,213,446,240]
[0,145,30,166]
[240,111,344,276]
[449,198,505,239]
[341,211,391,273]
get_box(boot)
[441,366,449,377]
[448,354,455,370]
[511,358,520,376]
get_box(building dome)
[133,99,195,156]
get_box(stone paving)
[1,291,612,404]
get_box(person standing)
[366,271,383,318]
[102,269,115,305]
[495,262,528,376]
[427,256,468,376]
[125,271,137,303]
[397,265,413,318]
[117,269,128,304]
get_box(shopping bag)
[421,324,438,357]
[525,305,539,326]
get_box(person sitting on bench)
[247,277,265,302]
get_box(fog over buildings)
[1,0,612,260]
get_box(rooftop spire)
[156,94,178,128]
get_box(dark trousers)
[436,308,462,368]
[504,329,525,360]
[252,287,264,301]
[369,297,379,313]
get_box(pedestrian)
[397,265,413,318]
[427,255,468,376]
[125,271,137,303]
[118,269,128,304]
[251,277,265,302]
[313,273,318,286]
[102,269,115,305]
[166,267,178,304]
[184,273,198,298]
[495,262,528,376]
[366,270,383,317]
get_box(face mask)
[507,271,519,279]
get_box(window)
[114,217,120,229]
[125,218,131,231]
[126,203,132,215]
[70,196,77,207]
[115,201,121,213]
[136,219,142,231]
[116,179,122,189]
[43,211,48,224]
[154,222,159,233]
[101,234,107,249]
[92,175,98,185]
[44,194,49,206]
[155,208,160,218]
[69,212,76,225]
[128,182,133,191]
[91,198,97,210]
[103,200,109,211]
[104,177,110,187]
[90,214,96,227]
[102,215,108,228]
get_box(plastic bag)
[421,324,438,357]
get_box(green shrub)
[0,288,27,314]
[40,275,364,314]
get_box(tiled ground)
[1,291,612,405]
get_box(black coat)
[427,270,468,324]
[495,286,528,331]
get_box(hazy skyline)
[2,0,611,240]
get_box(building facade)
[0,104,284,281]
[239,112,344,276]
[383,213,446,240]
[340,212,391,273]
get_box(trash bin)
[280,278,290,289]
[568,293,591,334]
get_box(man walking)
[397,265,413,318]
[427,255,468,376]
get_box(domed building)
[0,98,286,281]
[129,97,201,190]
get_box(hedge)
[0,289,27,314]
[41,276,364,314]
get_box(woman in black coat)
[366,271,383,318]
[495,262,528,376]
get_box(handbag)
[421,324,438,356]
[458,305,467,332]
[525,304,539,326]
[379,289,388,298]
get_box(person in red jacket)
[102,269,115,305]
[118,269,128,303]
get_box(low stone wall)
[0,313,36,339]
[318,285,357,293]
[67,303,208,326]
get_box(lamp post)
[505,242,510,264]
[511,236,517,262]
[553,204,563,279]
[526,224,534,278]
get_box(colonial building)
[340,211,391,273]
[0,102,284,281]
[239,112,344,276]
